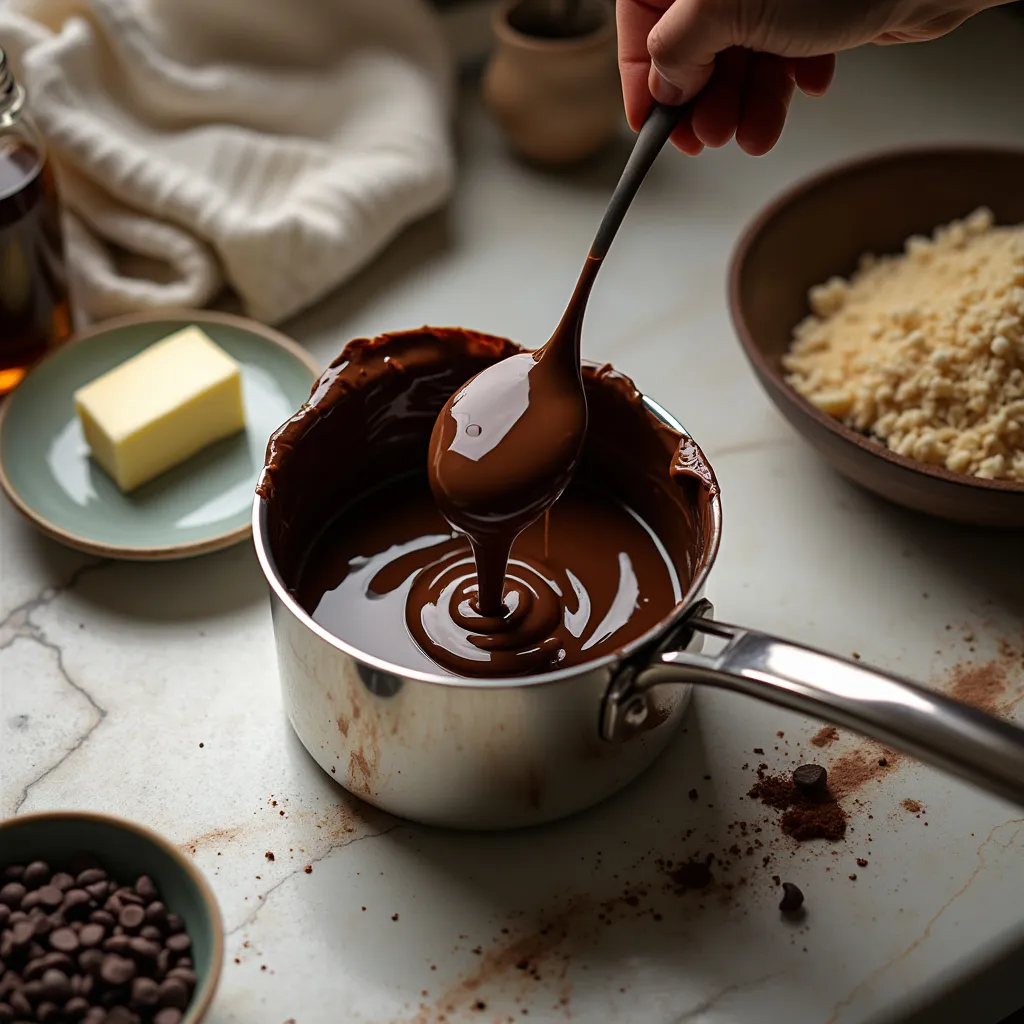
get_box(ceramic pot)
[252,328,1024,831]
[482,0,622,166]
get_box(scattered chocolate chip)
[778,882,805,915]
[264,852,275,862]
[792,764,828,797]
[856,857,868,868]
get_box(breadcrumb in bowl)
[728,146,1024,528]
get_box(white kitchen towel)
[0,0,456,324]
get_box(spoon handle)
[590,102,690,260]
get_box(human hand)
[617,0,1007,155]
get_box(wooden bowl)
[728,146,1024,527]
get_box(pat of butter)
[74,326,246,493]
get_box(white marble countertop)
[4,10,1024,1024]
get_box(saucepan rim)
[252,394,723,691]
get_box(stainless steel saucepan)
[253,333,1024,830]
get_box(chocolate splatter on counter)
[946,645,1022,716]
[827,746,902,799]
[748,766,848,841]
[810,726,839,748]
[901,798,924,814]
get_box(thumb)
[646,0,736,103]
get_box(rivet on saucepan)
[623,695,648,729]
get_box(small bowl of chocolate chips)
[0,811,223,1024]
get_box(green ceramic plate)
[0,811,223,1024]
[0,311,320,560]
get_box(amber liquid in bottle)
[0,138,71,395]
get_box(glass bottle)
[0,47,72,394]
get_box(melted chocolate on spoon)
[427,257,599,619]
[424,104,688,672]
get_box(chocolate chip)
[37,886,64,909]
[130,976,160,1008]
[85,883,110,903]
[82,1008,106,1024]
[140,926,162,942]
[23,862,51,888]
[78,949,104,975]
[40,968,72,1003]
[0,905,9,928]
[36,1000,62,1022]
[104,894,123,916]
[75,870,106,888]
[779,881,805,915]
[143,903,167,929]
[116,890,144,907]
[66,995,90,1016]
[11,920,35,947]
[50,874,75,893]
[118,906,145,932]
[127,938,160,962]
[88,910,115,929]
[0,1003,11,1024]
[20,890,41,911]
[22,978,43,1004]
[102,936,130,954]
[156,977,189,1010]
[164,933,190,955]
[61,890,92,918]
[105,1007,136,1024]
[792,764,828,797]
[50,928,80,953]
[0,884,26,910]
[164,914,183,935]
[165,967,196,988]
[79,924,105,949]
[9,990,31,1018]
[133,878,157,904]
[154,1010,182,1024]
[100,955,136,986]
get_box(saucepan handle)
[602,600,1024,808]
